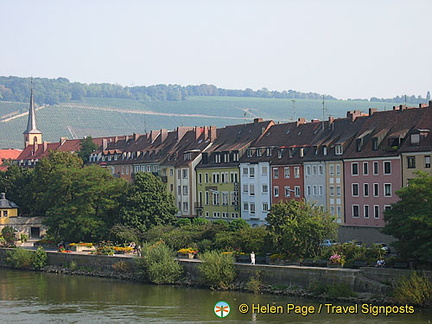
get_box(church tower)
[23,80,42,148]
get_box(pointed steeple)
[23,78,42,148]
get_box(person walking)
[250,251,256,265]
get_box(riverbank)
[0,248,430,306]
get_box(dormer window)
[372,138,378,151]
[277,150,282,158]
[266,148,271,156]
[323,146,327,156]
[247,149,253,157]
[313,146,318,155]
[410,133,420,145]
[335,145,343,155]
[257,149,262,157]
[356,138,363,152]
[232,151,239,162]
[214,153,221,163]
[223,153,229,163]
[300,148,304,157]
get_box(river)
[0,269,429,323]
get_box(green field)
[0,96,400,149]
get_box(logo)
[214,301,230,318]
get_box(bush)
[33,246,48,270]
[308,281,357,298]
[198,250,236,289]
[135,241,182,284]
[393,272,432,306]
[112,260,133,273]
[6,248,35,269]
[246,270,262,294]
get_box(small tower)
[23,80,42,148]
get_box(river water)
[0,268,429,323]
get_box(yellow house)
[0,193,18,224]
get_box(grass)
[0,96,399,149]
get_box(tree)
[118,172,177,232]
[78,136,98,163]
[43,165,126,242]
[266,199,337,259]
[382,172,432,262]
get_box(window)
[243,184,248,193]
[266,148,272,156]
[213,212,220,218]
[222,192,229,205]
[222,212,228,218]
[372,138,378,151]
[384,183,392,197]
[243,202,249,211]
[262,184,268,193]
[351,163,359,175]
[313,185,317,196]
[335,145,343,155]
[205,211,209,218]
[249,167,255,178]
[249,184,255,196]
[212,173,220,183]
[373,162,379,175]
[177,186,181,195]
[205,191,209,205]
[336,165,341,176]
[336,186,341,197]
[221,172,226,183]
[214,154,221,163]
[250,203,256,214]
[198,192,202,205]
[373,183,379,197]
[284,167,290,178]
[182,185,188,195]
[319,185,323,196]
[285,186,291,197]
[257,149,262,157]
[352,205,360,218]
[261,165,268,176]
[363,162,369,175]
[205,173,209,183]
[294,167,300,178]
[3,210,8,217]
[407,156,416,168]
[273,168,279,179]
[242,167,248,176]
[274,186,279,197]
[213,192,219,205]
[306,166,311,176]
[307,185,311,196]
[319,165,323,175]
[198,173,202,184]
[384,161,391,174]
[384,205,392,213]
[183,202,188,212]
[182,169,188,179]
[352,183,359,197]
[364,205,369,218]
[374,205,380,219]
[230,172,238,183]
[313,165,317,175]
[294,186,301,197]
[262,203,269,212]
[329,165,334,176]
[425,156,431,168]
[330,186,334,196]
[363,183,369,197]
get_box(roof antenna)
[322,95,326,131]
[291,100,296,121]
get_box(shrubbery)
[135,241,182,284]
[393,272,432,306]
[198,251,236,289]
[5,247,47,270]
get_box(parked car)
[343,240,363,247]
[371,243,391,254]
[320,239,338,247]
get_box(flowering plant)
[329,254,345,265]
[178,248,198,255]
[69,242,94,248]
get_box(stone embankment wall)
[1,249,430,295]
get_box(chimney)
[429,100,432,108]
[369,108,378,116]
[254,118,263,124]
[194,126,203,140]
[133,133,140,141]
[125,135,129,142]
[43,142,48,152]
[296,118,306,126]
[328,116,335,130]
[209,126,217,141]
[102,138,108,151]
[115,136,118,143]
[60,137,68,145]
[347,110,363,122]
[149,130,160,143]
[160,129,168,142]
[176,127,189,141]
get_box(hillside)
[0,96,400,149]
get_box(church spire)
[23,78,42,148]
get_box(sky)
[1,0,431,100]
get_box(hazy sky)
[1,0,431,99]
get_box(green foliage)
[266,199,337,259]
[32,246,48,270]
[246,270,262,294]
[308,281,357,298]
[392,272,432,306]
[119,172,177,232]
[69,261,78,270]
[112,260,133,273]
[198,251,236,289]
[108,224,140,245]
[77,136,98,163]
[135,241,182,284]
[20,233,29,242]
[228,218,249,231]
[1,226,17,246]
[383,172,432,262]
[43,165,126,242]
[5,248,35,269]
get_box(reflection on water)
[0,269,430,323]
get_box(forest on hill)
[0,76,429,106]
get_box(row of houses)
[14,93,432,232]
